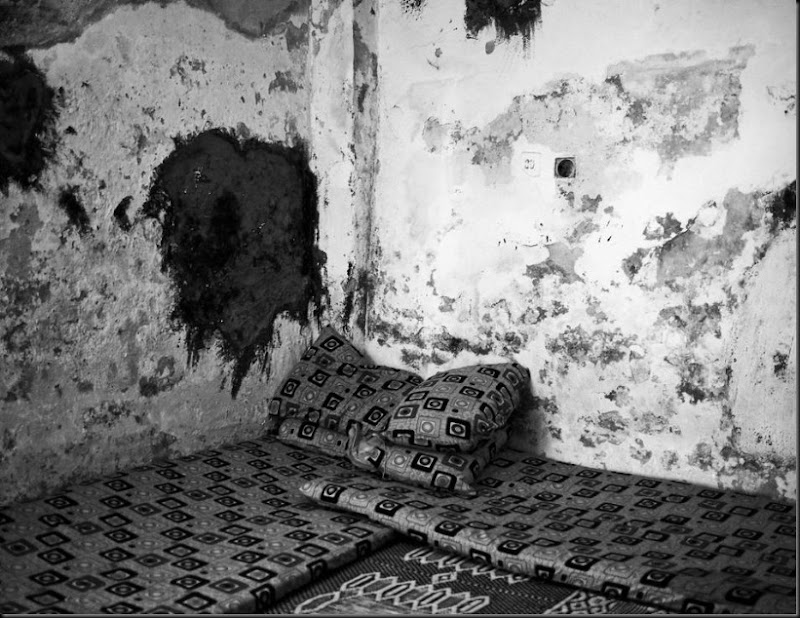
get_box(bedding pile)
[271,326,796,615]
[1,325,795,615]
[270,326,530,495]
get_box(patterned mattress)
[298,448,797,614]
[1,434,795,615]
[0,435,396,614]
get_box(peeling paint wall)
[0,0,365,505]
[364,0,796,500]
[1,0,795,506]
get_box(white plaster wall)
[364,0,796,499]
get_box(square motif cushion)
[269,326,423,437]
[380,362,530,452]
[277,418,350,458]
[347,424,508,495]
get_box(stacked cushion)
[347,424,509,495]
[268,326,422,458]
[270,326,530,495]
[380,363,530,452]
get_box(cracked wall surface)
[0,0,366,505]
[364,0,796,500]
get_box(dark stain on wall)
[658,302,723,341]
[113,195,133,231]
[609,47,754,166]
[1,201,42,279]
[764,180,796,232]
[773,352,789,379]
[341,262,358,328]
[677,362,709,404]
[57,186,92,236]
[545,325,636,374]
[139,355,181,397]
[644,212,683,240]
[268,71,300,94]
[3,364,35,402]
[357,83,370,113]
[532,394,558,416]
[676,361,730,405]
[400,0,427,16]
[623,187,776,287]
[620,248,648,281]
[464,0,543,47]
[657,190,757,286]
[432,328,492,357]
[142,129,324,398]
[579,194,602,213]
[0,49,58,193]
[341,263,372,332]
[0,0,310,48]
[81,400,135,429]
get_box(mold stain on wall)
[0,0,311,47]
[419,45,756,186]
[0,49,59,193]
[1,0,320,505]
[143,129,324,397]
[464,0,543,47]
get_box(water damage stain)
[773,351,789,379]
[268,70,300,94]
[114,195,133,231]
[139,355,182,397]
[143,128,324,398]
[400,1,427,16]
[545,325,637,373]
[764,180,796,233]
[464,0,543,48]
[675,360,730,405]
[623,186,770,287]
[0,48,58,193]
[1,0,311,48]
[58,186,91,236]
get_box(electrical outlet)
[555,157,576,178]
[522,151,541,177]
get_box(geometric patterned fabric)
[269,326,423,453]
[382,362,531,453]
[299,448,797,614]
[270,327,528,496]
[348,424,510,495]
[277,417,352,458]
[266,538,672,614]
[0,436,396,614]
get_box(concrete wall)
[362,0,797,500]
[0,0,366,505]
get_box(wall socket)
[555,157,576,178]
[521,151,541,177]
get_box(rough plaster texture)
[0,0,796,506]
[0,0,363,505]
[363,0,796,500]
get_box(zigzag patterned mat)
[268,539,671,614]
